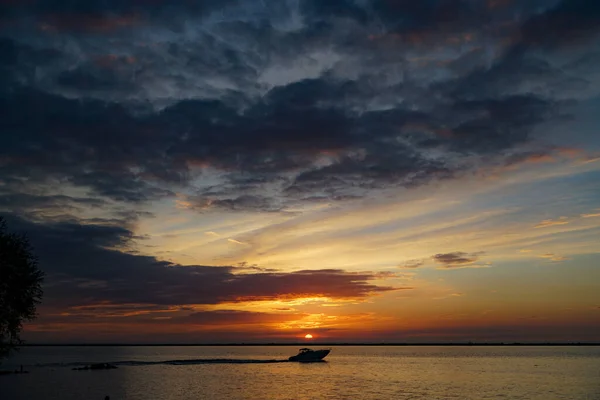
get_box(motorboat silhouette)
[288,348,330,362]
[72,363,118,371]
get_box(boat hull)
[288,349,330,362]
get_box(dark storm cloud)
[5,214,136,249]
[33,306,306,327]
[1,0,598,213]
[446,96,556,153]
[289,148,454,194]
[519,0,600,49]
[0,193,106,215]
[181,194,283,213]
[2,215,396,309]
[0,85,180,203]
[0,0,236,24]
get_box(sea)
[1,346,599,400]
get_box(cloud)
[41,307,307,327]
[0,193,106,217]
[502,147,586,170]
[1,0,598,344]
[2,214,398,311]
[2,0,597,214]
[535,217,569,229]
[398,259,425,269]
[433,292,463,300]
[39,13,141,33]
[432,251,488,269]
[181,194,283,213]
[581,210,600,218]
[234,262,279,273]
[173,310,306,326]
[519,0,600,49]
[538,253,570,262]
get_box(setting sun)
[304,334,313,339]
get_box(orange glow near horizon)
[304,333,313,339]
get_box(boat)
[72,363,118,371]
[288,348,330,362]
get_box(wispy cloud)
[227,238,247,246]
[433,293,464,300]
[581,210,600,218]
[582,157,600,165]
[539,253,570,262]
[398,259,425,269]
[535,217,569,228]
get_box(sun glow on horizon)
[304,333,313,339]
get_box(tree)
[0,217,44,360]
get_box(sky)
[1,0,599,344]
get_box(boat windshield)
[299,348,312,352]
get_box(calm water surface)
[2,346,599,400]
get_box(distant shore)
[21,342,600,347]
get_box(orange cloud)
[186,159,213,169]
[581,210,600,218]
[398,259,425,269]
[535,217,569,228]
[498,147,587,175]
[433,293,463,300]
[538,254,569,262]
[176,310,308,326]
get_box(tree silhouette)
[0,217,44,361]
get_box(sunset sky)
[1,0,599,343]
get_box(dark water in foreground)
[2,346,599,400]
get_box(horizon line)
[21,342,600,347]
